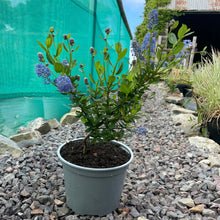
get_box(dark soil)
[60,140,131,168]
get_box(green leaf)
[45,35,52,49]
[37,40,47,52]
[70,59,77,68]
[95,61,104,75]
[156,49,162,61]
[178,24,188,39]
[116,62,123,75]
[104,52,109,60]
[169,33,177,45]
[63,43,69,52]
[172,42,184,55]
[74,45,79,51]
[117,48,127,61]
[89,73,95,84]
[108,75,116,84]
[56,43,63,57]
[54,62,64,73]
[115,42,122,54]
[67,33,71,39]
[80,116,87,123]
[46,52,55,65]
[120,79,132,95]
[172,20,179,29]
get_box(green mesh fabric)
[0,0,131,136]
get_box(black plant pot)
[206,117,220,145]
[176,83,192,97]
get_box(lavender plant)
[35,11,196,154]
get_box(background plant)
[135,0,183,43]
[191,50,220,125]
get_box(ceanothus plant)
[35,18,195,154]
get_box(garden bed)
[0,84,220,219]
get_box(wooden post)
[188,36,197,69]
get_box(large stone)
[165,95,184,105]
[178,198,195,208]
[47,118,60,129]
[27,117,50,134]
[165,88,184,105]
[169,104,197,116]
[171,114,200,136]
[189,136,220,154]
[10,130,43,148]
[0,135,23,155]
[70,107,81,114]
[189,204,205,213]
[208,155,220,168]
[60,112,79,126]
[183,97,197,111]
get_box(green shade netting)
[0,0,131,136]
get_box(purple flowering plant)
[35,18,201,154]
[130,9,206,82]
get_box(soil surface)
[60,140,131,168]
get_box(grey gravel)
[0,83,220,219]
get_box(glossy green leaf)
[56,43,63,57]
[118,48,127,61]
[173,42,184,55]
[45,35,52,49]
[104,52,109,60]
[80,116,87,123]
[169,33,177,45]
[172,20,179,29]
[36,40,47,52]
[89,73,95,84]
[74,45,79,51]
[120,79,131,95]
[46,52,55,65]
[116,62,123,75]
[63,43,69,52]
[178,24,188,39]
[54,62,64,73]
[108,75,116,84]
[115,42,122,54]
[156,48,162,60]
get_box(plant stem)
[82,132,91,154]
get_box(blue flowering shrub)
[130,9,205,79]
[35,17,197,153]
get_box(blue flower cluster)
[35,63,51,84]
[56,75,74,93]
[62,59,68,66]
[147,9,159,30]
[131,40,144,60]
[141,33,156,56]
[131,127,147,136]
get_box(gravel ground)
[0,83,220,220]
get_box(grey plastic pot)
[57,138,133,216]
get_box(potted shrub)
[35,12,193,216]
[191,50,220,144]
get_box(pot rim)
[57,138,133,172]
